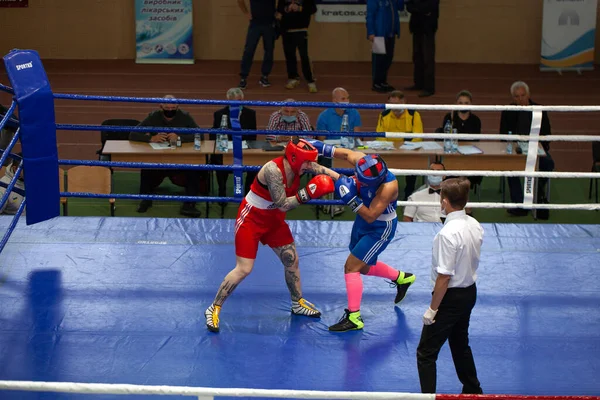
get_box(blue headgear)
[355,155,388,187]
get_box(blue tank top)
[357,171,397,218]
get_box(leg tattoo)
[213,280,239,306]
[274,243,302,301]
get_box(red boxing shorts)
[234,199,294,259]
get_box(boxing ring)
[0,49,599,399]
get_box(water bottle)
[340,114,354,149]
[193,133,201,150]
[443,119,452,153]
[451,128,459,153]
[177,136,182,147]
[217,114,229,152]
[506,131,513,154]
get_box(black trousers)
[417,283,482,394]
[240,21,275,78]
[372,36,396,85]
[139,169,203,204]
[210,155,256,199]
[282,30,314,82]
[404,175,417,201]
[508,153,555,203]
[412,31,436,92]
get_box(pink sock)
[345,272,363,312]
[366,261,400,280]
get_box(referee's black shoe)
[390,272,416,304]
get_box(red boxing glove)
[295,175,335,203]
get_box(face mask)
[163,109,177,118]
[428,175,443,187]
[337,100,349,112]
[282,115,297,123]
[459,109,470,114]
[229,105,243,112]
[440,200,448,217]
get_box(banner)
[315,0,409,23]
[135,0,194,64]
[541,0,597,71]
[0,0,28,7]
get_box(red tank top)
[250,156,301,201]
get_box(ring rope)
[56,123,600,142]
[0,380,598,400]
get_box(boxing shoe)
[291,298,321,318]
[328,309,364,332]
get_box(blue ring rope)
[0,101,17,133]
[53,93,384,110]
[55,123,381,138]
[0,83,15,95]
[58,159,355,175]
[0,197,25,254]
[0,128,21,169]
[0,161,24,213]
[61,192,343,205]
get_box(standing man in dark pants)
[277,0,318,93]
[238,0,277,89]
[417,177,483,394]
[210,88,258,211]
[366,0,403,93]
[405,0,439,98]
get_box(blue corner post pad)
[3,49,60,225]
[229,106,244,197]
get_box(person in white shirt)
[403,162,445,222]
[417,177,483,395]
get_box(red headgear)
[284,138,319,174]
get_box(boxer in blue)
[309,140,416,332]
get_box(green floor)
[62,171,600,224]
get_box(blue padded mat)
[0,217,599,399]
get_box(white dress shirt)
[431,210,483,288]
[404,186,443,222]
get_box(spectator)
[366,0,403,93]
[403,162,446,222]
[266,98,313,141]
[499,81,555,217]
[130,95,203,218]
[277,0,318,93]
[238,0,277,89]
[0,155,24,215]
[316,87,361,216]
[405,0,439,97]
[376,90,423,199]
[441,90,483,189]
[209,88,258,205]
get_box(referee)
[417,177,483,394]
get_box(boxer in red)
[205,138,339,332]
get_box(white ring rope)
[388,169,600,178]
[395,201,600,211]
[0,380,434,400]
[385,103,600,112]
[382,132,600,141]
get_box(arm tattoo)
[264,162,300,212]
[306,162,340,180]
[214,281,239,306]
[275,244,302,301]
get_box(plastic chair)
[97,119,140,161]
[64,166,115,216]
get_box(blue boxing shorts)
[349,217,397,266]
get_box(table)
[102,140,216,164]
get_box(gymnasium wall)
[1,0,600,64]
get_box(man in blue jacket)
[366,0,404,93]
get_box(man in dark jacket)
[209,88,258,208]
[499,81,555,217]
[405,0,439,97]
[366,0,403,93]
[130,95,204,217]
[277,0,318,93]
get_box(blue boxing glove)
[335,175,363,213]
[308,139,336,158]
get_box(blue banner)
[135,0,194,64]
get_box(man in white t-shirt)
[403,162,445,222]
[417,177,483,395]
